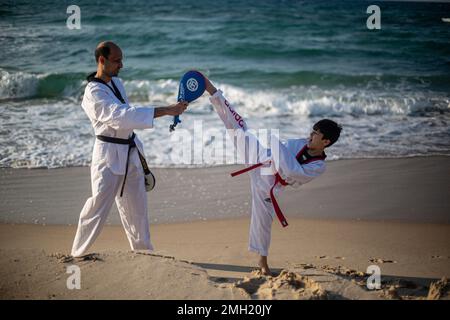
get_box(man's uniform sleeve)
[85,84,155,130]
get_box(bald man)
[71,41,188,257]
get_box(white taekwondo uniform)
[71,74,155,257]
[209,90,327,257]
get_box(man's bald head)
[95,41,121,63]
[94,41,123,78]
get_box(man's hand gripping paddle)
[169,70,206,132]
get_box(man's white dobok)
[71,77,155,257]
[209,90,327,257]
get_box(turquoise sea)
[1,0,449,168]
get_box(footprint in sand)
[316,255,345,260]
[321,265,365,278]
[234,270,327,300]
[431,255,450,259]
[75,253,103,262]
[50,253,103,263]
[294,263,315,269]
[369,258,397,264]
[49,253,73,263]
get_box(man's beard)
[106,69,119,77]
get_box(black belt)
[96,132,150,197]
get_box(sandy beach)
[0,157,449,300]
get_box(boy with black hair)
[203,75,342,275]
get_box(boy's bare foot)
[258,256,271,276]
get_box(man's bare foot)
[258,256,271,276]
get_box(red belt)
[231,162,289,228]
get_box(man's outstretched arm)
[154,101,189,118]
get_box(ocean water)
[1,0,449,169]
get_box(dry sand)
[0,157,449,299]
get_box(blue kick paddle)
[170,70,206,132]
